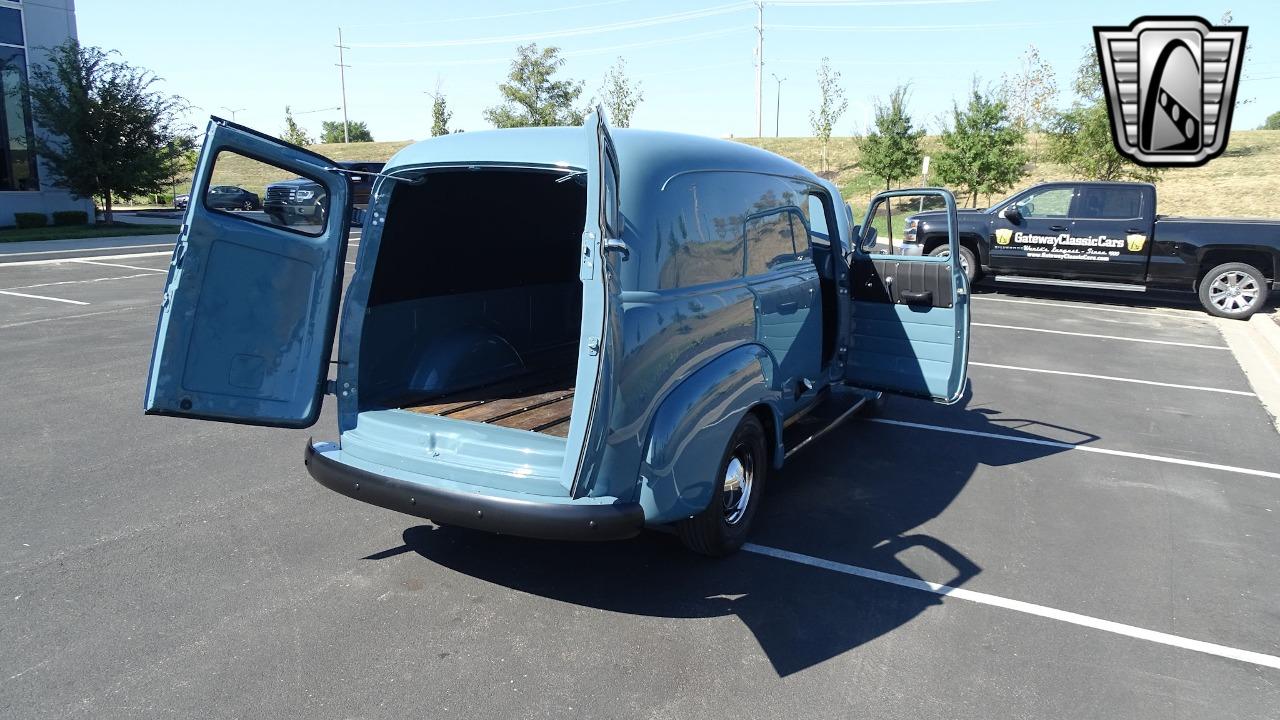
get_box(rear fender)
[638,345,781,524]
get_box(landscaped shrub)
[52,210,89,226]
[13,212,47,228]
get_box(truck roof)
[384,127,819,187]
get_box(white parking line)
[72,259,167,273]
[970,361,1255,396]
[3,273,157,291]
[0,242,173,258]
[867,418,1280,480]
[0,289,88,305]
[0,305,144,330]
[974,296,1202,319]
[0,251,171,268]
[743,543,1280,671]
[972,322,1229,350]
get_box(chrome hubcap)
[721,448,754,526]
[1209,271,1260,313]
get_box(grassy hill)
[208,130,1280,218]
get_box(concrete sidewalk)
[1218,306,1280,432]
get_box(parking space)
[2,251,1278,718]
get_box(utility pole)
[754,1,764,139]
[771,73,785,138]
[335,27,351,143]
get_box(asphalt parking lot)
[2,237,1278,719]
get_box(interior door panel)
[850,257,954,308]
[843,188,969,404]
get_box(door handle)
[777,301,799,314]
[900,290,933,306]
[1048,225,1067,232]
[1126,228,1145,234]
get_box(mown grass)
[201,130,1280,218]
[0,222,180,243]
[744,130,1280,217]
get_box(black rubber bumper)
[304,441,644,542]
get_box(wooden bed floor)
[403,371,576,438]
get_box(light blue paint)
[145,113,970,534]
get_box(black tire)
[241,199,254,210]
[929,244,978,283]
[676,414,768,556]
[1198,262,1269,319]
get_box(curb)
[1217,310,1280,434]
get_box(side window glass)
[806,194,831,243]
[1015,188,1073,218]
[745,210,796,275]
[601,146,621,238]
[208,150,328,236]
[789,212,812,261]
[1077,187,1143,219]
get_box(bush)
[13,212,47,228]
[52,210,89,226]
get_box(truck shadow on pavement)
[371,383,1088,677]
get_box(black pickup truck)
[263,160,383,227]
[901,181,1279,318]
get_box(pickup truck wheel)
[1198,262,1268,319]
[929,244,978,283]
[676,414,768,557]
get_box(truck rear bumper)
[304,441,644,541]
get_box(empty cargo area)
[354,167,588,437]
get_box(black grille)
[265,186,294,203]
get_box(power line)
[345,0,642,29]
[358,27,749,69]
[770,20,1048,31]
[350,3,747,48]
[767,0,992,6]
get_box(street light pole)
[771,73,785,138]
[219,106,245,122]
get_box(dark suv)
[264,161,383,226]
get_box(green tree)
[599,57,643,128]
[1045,48,1161,182]
[1261,111,1280,130]
[24,40,193,223]
[1000,44,1057,133]
[281,105,312,146]
[935,84,1028,207]
[484,44,585,128]
[320,120,373,143]
[859,85,923,191]
[430,90,452,136]
[808,57,847,173]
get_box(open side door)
[144,117,351,427]
[844,188,969,404]
[566,106,623,497]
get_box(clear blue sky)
[77,1,1278,142]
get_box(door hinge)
[602,238,630,259]
[325,379,337,395]
[586,337,600,355]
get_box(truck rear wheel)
[929,244,978,283]
[676,414,768,556]
[1198,262,1268,319]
